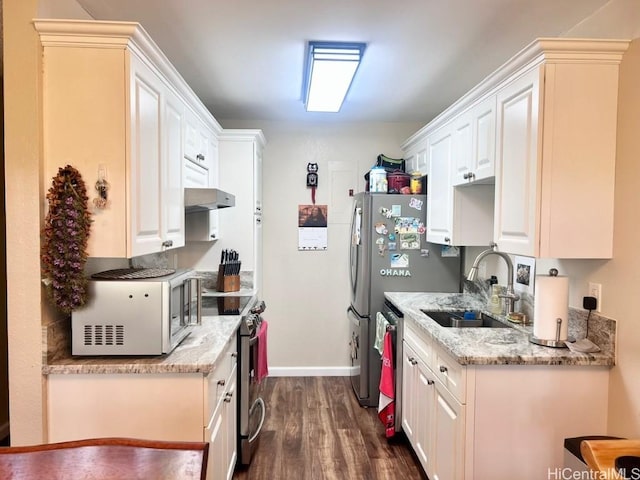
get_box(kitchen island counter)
[43,315,241,375]
[386,291,615,366]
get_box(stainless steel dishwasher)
[381,299,404,434]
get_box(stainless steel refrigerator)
[347,192,461,407]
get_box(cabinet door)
[222,369,238,480]
[472,96,496,182]
[216,131,264,289]
[494,67,542,256]
[451,112,473,186]
[426,125,454,244]
[401,342,418,443]
[403,138,428,175]
[184,109,200,164]
[253,146,263,293]
[432,380,465,480]
[205,405,225,480]
[162,88,185,250]
[415,361,436,477]
[129,55,164,257]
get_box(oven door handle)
[248,397,266,443]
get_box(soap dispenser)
[487,276,502,315]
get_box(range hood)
[185,188,235,213]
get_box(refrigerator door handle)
[349,206,362,298]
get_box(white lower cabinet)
[403,329,464,480]
[47,335,238,480]
[205,363,237,480]
[401,319,610,479]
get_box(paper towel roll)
[533,274,569,341]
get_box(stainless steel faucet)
[467,243,520,315]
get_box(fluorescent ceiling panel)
[304,42,366,113]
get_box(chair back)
[0,437,209,480]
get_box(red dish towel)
[377,330,395,438]
[254,320,269,384]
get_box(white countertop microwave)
[71,269,201,356]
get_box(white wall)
[216,120,421,374]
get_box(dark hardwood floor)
[233,377,425,480]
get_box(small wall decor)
[41,165,93,314]
[306,163,319,204]
[298,204,328,250]
[514,255,536,295]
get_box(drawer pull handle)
[231,352,238,358]
[427,379,434,386]
[444,237,450,243]
[162,240,173,248]
[439,365,448,373]
[408,357,418,366]
[217,379,226,386]
[224,392,233,403]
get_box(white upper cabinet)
[217,130,266,292]
[36,19,222,258]
[403,136,428,175]
[451,111,473,186]
[472,96,497,182]
[494,40,628,258]
[128,54,185,256]
[424,122,494,247]
[403,37,628,257]
[426,125,454,245]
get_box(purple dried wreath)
[41,165,92,314]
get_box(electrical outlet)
[588,282,602,312]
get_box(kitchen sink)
[420,310,511,328]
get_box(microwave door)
[187,277,202,326]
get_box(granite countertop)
[42,315,241,375]
[385,292,615,367]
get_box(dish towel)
[254,320,269,384]
[374,312,389,356]
[377,330,395,438]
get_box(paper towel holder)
[529,269,573,348]
[530,318,573,348]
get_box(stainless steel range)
[202,292,267,467]
[237,299,267,466]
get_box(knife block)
[217,265,240,292]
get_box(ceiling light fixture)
[302,41,366,113]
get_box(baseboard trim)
[269,366,351,377]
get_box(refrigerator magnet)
[390,253,409,268]
[388,242,397,251]
[399,233,420,250]
[376,237,385,245]
[409,197,424,210]
[379,206,392,218]
[420,249,430,257]
[375,222,388,235]
[391,205,401,217]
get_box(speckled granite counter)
[385,292,615,366]
[43,315,240,375]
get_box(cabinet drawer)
[433,345,466,403]
[404,320,434,367]
[206,336,238,420]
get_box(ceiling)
[74,0,611,124]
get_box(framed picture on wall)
[514,255,535,295]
